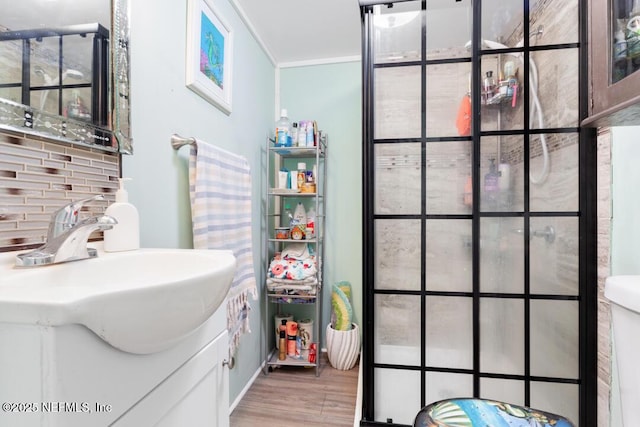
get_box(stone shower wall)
[0,131,119,251]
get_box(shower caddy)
[262,135,327,376]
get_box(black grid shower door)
[360,1,596,426]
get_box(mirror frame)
[111,0,132,154]
[0,0,132,154]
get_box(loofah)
[331,282,353,331]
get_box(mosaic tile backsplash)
[0,132,119,251]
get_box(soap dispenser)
[104,178,140,252]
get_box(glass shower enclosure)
[359,0,596,426]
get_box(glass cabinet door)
[585,0,640,126]
[612,0,640,84]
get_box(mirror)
[0,0,131,154]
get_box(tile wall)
[0,131,119,251]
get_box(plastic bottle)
[297,162,306,189]
[503,61,515,80]
[297,120,307,146]
[282,203,293,228]
[104,178,140,252]
[290,202,307,240]
[278,330,286,360]
[275,109,291,147]
[463,176,472,207]
[306,206,315,238]
[306,121,314,147]
[293,202,307,225]
[483,71,495,102]
[286,320,298,356]
[291,122,299,146]
[484,159,499,193]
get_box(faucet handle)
[47,195,106,240]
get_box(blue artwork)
[414,398,576,427]
[199,11,224,89]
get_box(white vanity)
[0,247,235,427]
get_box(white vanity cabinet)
[0,304,230,427]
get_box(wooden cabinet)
[584,0,640,126]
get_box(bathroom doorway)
[360,0,596,425]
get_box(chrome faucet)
[46,195,105,240]
[15,196,117,267]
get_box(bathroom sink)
[0,246,236,354]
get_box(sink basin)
[0,246,236,354]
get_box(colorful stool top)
[414,398,576,427]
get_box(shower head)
[465,26,544,52]
[36,67,86,113]
[34,66,45,76]
[62,69,84,80]
[34,67,84,85]
[464,39,511,52]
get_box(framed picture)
[186,0,233,114]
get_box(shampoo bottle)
[278,330,286,360]
[306,206,315,238]
[463,176,473,207]
[104,178,140,252]
[290,202,307,240]
[484,159,499,193]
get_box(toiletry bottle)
[297,120,307,146]
[297,162,306,189]
[306,207,315,238]
[283,204,293,228]
[291,122,299,147]
[278,330,286,360]
[291,202,307,240]
[275,109,291,147]
[306,122,314,147]
[104,178,140,252]
[484,159,500,194]
[503,61,515,80]
[286,320,298,356]
[483,71,495,102]
[276,318,287,349]
[293,202,307,225]
[463,176,473,207]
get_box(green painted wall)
[280,62,363,338]
[124,0,275,405]
[123,0,362,406]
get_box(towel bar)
[170,134,196,150]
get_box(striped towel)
[189,139,257,357]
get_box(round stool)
[414,398,575,427]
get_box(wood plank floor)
[230,355,359,427]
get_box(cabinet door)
[586,0,640,126]
[113,330,230,427]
